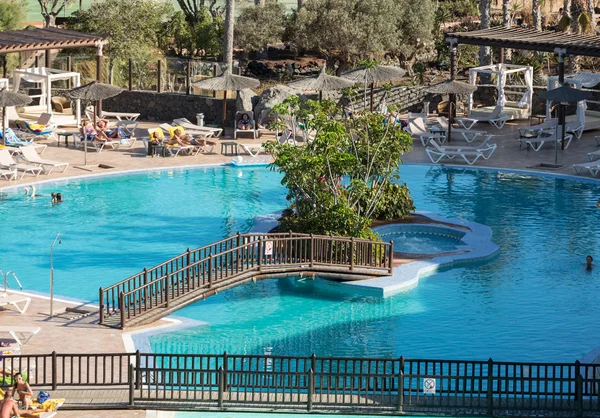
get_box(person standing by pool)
[586,255,595,270]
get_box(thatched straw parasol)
[343,65,406,111]
[288,67,355,101]
[0,88,32,145]
[427,80,477,142]
[67,81,124,166]
[193,70,260,127]
[540,84,592,163]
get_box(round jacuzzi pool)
[375,223,467,254]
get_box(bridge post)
[487,357,494,416]
[350,237,355,271]
[576,372,583,418]
[208,251,213,287]
[186,249,191,289]
[128,363,135,406]
[143,268,149,304]
[99,287,105,325]
[388,240,394,274]
[310,234,314,268]
[165,274,170,308]
[258,238,263,272]
[396,371,404,412]
[119,292,126,330]
[51,351,57,390]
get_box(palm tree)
[479,0,491,67]
[502,0,511,27]
[224,0,235,70]
[532,0,542,30]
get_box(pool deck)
[1,118,599,416]
[0,119,599,193]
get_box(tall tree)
[532,0,542,30]
[0,0,25,31]
[223,0,235,69]
[38,0,75,27]
[235,0,285,55]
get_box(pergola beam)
[0,28,106,55]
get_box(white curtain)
[467,69,477,115]
[497,71,507,107]
[518,67,533,109]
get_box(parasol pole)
[370,82,374,112]
[2,106,6,146]
[222,90,227,128]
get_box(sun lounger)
[518,126,572,151]
[239,143,265,157]
[17,146,68,174]
[435,117,490,142]
[100,110,140,121]
[0,295,32,314]
[468,105,510,129]
[173,118,223,137]
[0,168,16,180]
[573,161,600,176]
[115,120,139,148]
[14,118,56,142]
[0,149,42,178]
[426,140,497,165]
[0,128,47,154]
[588,150,600,161]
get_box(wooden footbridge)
[99,233,394,329]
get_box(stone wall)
[102,91,237,125]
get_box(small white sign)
[264,241,273,256]
[423,377,436,394]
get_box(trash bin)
[196,113,205,127]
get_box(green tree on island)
[264,97,415,238]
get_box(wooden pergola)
[444,27,600,149]
[0,27,107,80]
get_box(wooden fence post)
[165,274,170,308]
[128,363,135,406]
[135,350,141,390]
[388,240,394,274]
[576,372,583,418]
[51,351,57,390]
[212,64,217,97]
[396,371,404,412]
[157,60,162,93]
[310,234,314,268]
[487,357,494,416]
[128,58,132,91]
[350,237,355,271]
[307,368,314,411]
[218,366,225,408]
[186,59,191,95]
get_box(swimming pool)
[1,165,600,362]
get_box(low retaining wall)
[102,90,236,125]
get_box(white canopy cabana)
[467,64,533,120]
[546,72,600,128]
[12,67,81,126]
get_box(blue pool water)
[387,232,464,254]
[1,165,600,362]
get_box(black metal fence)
[1,352,598,415]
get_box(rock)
[236,89,258,114]
[254,85,296,121]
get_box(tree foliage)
[264,97,415,238]
[234,0,286,54]
[37,0,75,27]
[0,0,25,31]
[287,0,434,73]
[162,9,223,57]
[68,0,173,73]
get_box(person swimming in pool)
[585,255,595,270]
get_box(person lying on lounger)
[96,119,123,140]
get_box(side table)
[56,131,76,147]
[221,141,239,156]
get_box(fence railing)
[99,233,394,329]
[1,352,598,416]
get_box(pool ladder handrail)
[0,269,23,293]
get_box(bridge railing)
[100,233,394,328]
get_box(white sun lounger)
[435,117,490,142]
[0,294,32,314]
[17,146,69,174]
[100,110,140,121]
[588,150,600,161]
[0,168,16,180]
[468,105,510,129]
[0,149,42,179]
[239,143,265,157]
[573,161,600,177]
[518,127,572,152]
[426,140,497,165]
